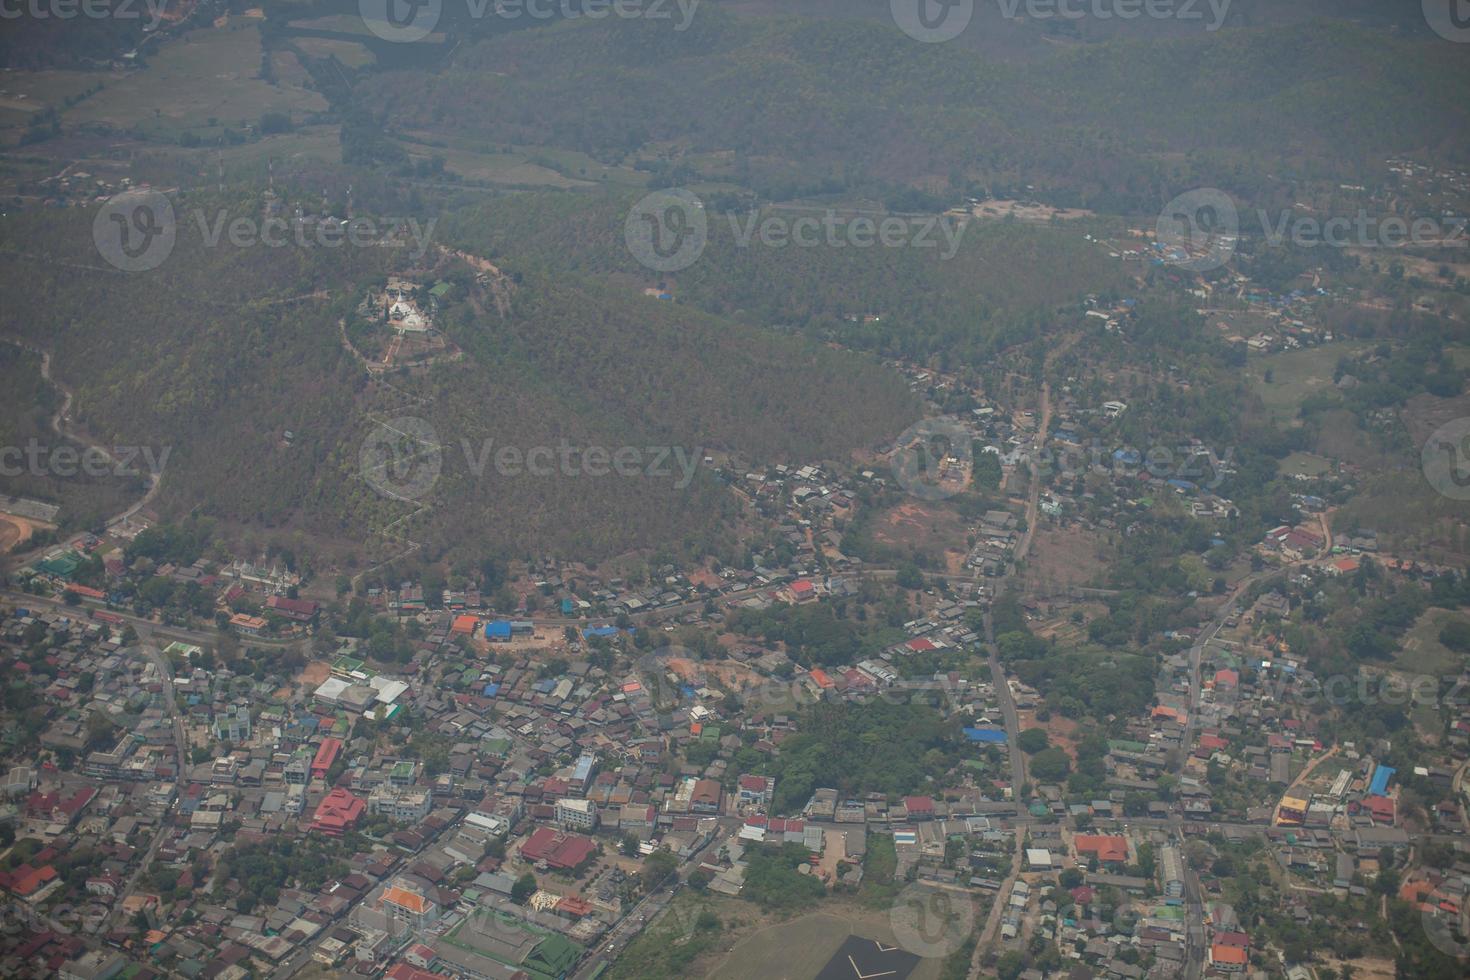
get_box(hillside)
[0,194,919,562]
[439,191,1128,365]
[353,11,1470,208]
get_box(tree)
[1017,728,1050,754]
[996,950,1027,980]
[1029,748,1071,783]
[621,832,640,857]
[642,850,679,893]
[512,871,537,904]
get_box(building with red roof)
[311,737,343,780]
[25,786,95,826]
[1209,943,1248,972]
[1361,794,1396,825]
[520,827,597,870]
[0,863,57,897]
[387,964,441,980]
[1075,834,1130,864]
[310,788,365,836]
[266,595,319,622]
[903,796,936,821]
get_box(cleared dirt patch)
[870,499,970,562]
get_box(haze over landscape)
[0,3,1468,980]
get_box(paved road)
[105,626,189,931]
[0,589,304,651]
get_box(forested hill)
[0,196,918,560]
[439,192,1129,367]
[358,10,1469,209]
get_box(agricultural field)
[705,908,944,980]
[62,24,327,138]
[1247,341,1369,424]
[1395,607,1470,677]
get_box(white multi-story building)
[368,787,431,823]
[555,797,599,831]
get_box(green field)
[1396,607,1470,677]
[399,131,649,189]
[1279,452,1335,477]
[64,24,326,137]
[1249,342,1370,424]
[704,909,944,980]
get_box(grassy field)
[1279,451,1335,477]
[398,131,649,189]
[64,24,326,137]
[1248,342,1369,424]
[704,908,944,980]
[1396,607,1470,677]
[292,36,378,69]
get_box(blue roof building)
[1369,765,1395,797]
